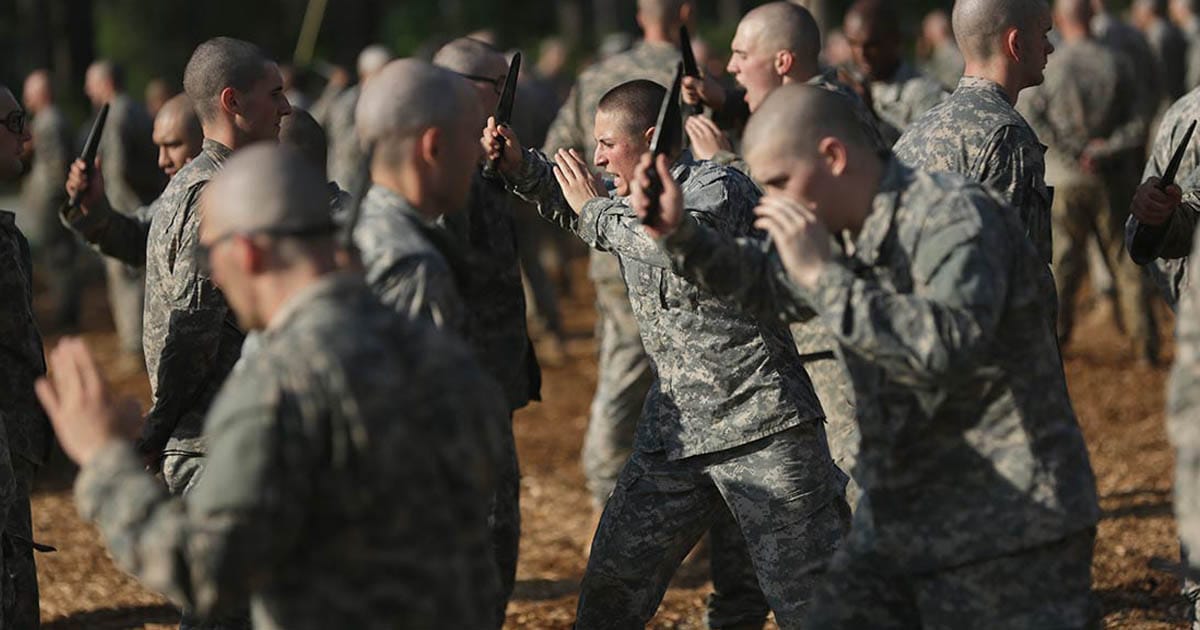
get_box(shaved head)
[203,144,332,240]
[23,70,52,112]
[744,84,872,162]
[845,0,900,38]
[1054,0,1093,26]
[597,79,668,138]
[279,108,329,179]
[86,60,124,91]
[356,59,477,161]
[357,45,394,80]
[184,37,270,123]
[158,93,201,136]
[954,0,1050,59]
[637,0,692,24]
[433,37,508,79]
[740,2,822,67]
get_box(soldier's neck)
[962,63,1021,105]
[372,169,445,223]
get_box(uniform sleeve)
[1169,228,1200,565]
[61,201,152,267]
[807,200,1010,387]
[77,387,308,619]
[139,189,236,454]
[507,149,580,233]
[658,213,818,323]
[974,126,1052,264]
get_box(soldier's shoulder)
[1163,87,1200,121]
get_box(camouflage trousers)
[583,281,771,628]
[807,528,1098,629]
[3,455,39,630]
[104,259,145,356]
[514,200,565,336]
[490,419,521,625]
[161,453,252,630]
[576,424,851,629]
[797,349,861,510]
[1052,172,1158,362]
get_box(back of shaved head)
[741,2,822,67]
[433,37,507,78]
[1054,0,1093,25]
[158,93,202,139]
[204,144,332,239]
[87,60,125,90]
[279,108,329,179]
[954,0,1049,59]
[184,37,269,124]
[637,0,692,23]
[355,59,476,166]
[744,84,872,160]
[845,0,900,37]
[357,45,394,79]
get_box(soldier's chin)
[613,177,630,196]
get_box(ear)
[643,127,655,149]
[1003,26,1022,63]
[218,86,239,117]
[775,50,795,77]
[232,236,264,275]
[419,127,442,165]
[817,137,849,177]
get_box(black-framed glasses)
[195,222,339,274]
[0,109,27,136]
[455,73,505,96]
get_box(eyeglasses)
[0,109,27,136]
[455,73,505,96]
[195,222,339,275]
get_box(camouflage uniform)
[868,61,946,138]
[1145,16,1189,102]
[920,42,964,93]
[1168,222,1200,630]
[1018,38,1158,360]
[509,149,850,628]
[0,210,51,629]
[1094,10,1164,114]
[658,157,1101,628]
[1126,88,1200,309]
[542,41,677,508]
[75,273,507,630]
[97,93,167,355]
[325,86,361,190]
[352,181,518,625]
[895,76,1057,322]
[442,171,543,621]
[1184,17,1200,92]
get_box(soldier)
[37,145,507,630]
[21,69,81,330]
[1093,0,1165,117]
[1018,0,1158,364]
[637,84,1100,629]
[0,83,51,630]
[326,45,392,190]
[919,10,965,91]
[894,0,1057,312]
[153,93,203,179]
[681,2,867,510]
[433,37,544,622]
[1133,0,1189,102]
[84,60,167,358]
[542,0,677,531]
[681,1,888,167]
[485,79,850,629]
[278,109,348,215]
[65,37,291,629]
[842,0,947,139]
[144,77,177,119]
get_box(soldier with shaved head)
[843,0,947,136]
[66,36,291,630]
[42,144,507,630]
[153,94,203,179]
[637,84,1100,628]
[486,78,849,629]
[895,0,1058,319]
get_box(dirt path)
[28,264,1190,629]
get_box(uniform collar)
[265,271,365,333]
[201,138,235,164]
[850,156,909,266]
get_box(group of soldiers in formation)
[6,0,1200,627]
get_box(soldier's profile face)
[729,23,782,113]
[1023,8,1055,87]
[844,14,900,81]
[593,109,649,197]
[0,90,29,182]
[236,62,292,143]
